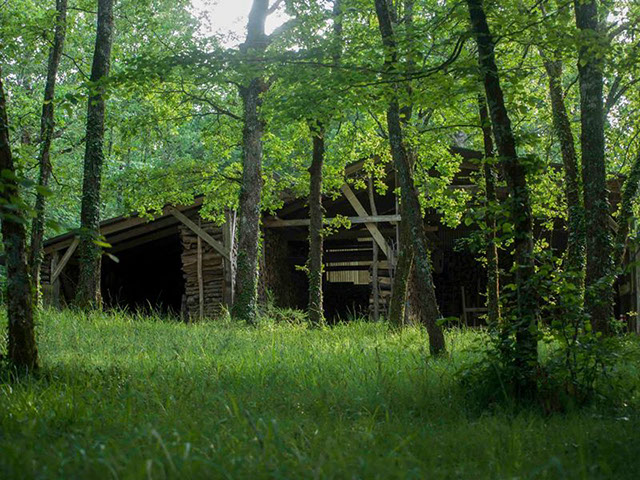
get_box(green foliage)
[0,309,639,478]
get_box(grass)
[1,309,639,479]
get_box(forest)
[1,0,640,478]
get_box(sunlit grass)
[1,309,639,479]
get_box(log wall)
[179,217,227,319]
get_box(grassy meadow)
[1,309,640,479]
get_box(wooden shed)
[41,155,640,328]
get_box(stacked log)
[179,219,226,320]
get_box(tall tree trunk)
[374,0,445,355]
[478,97,501,325]
[75,0,114,308]
[614,152,640,268]
[232,0,269,324]
[466,0,537,398]
[542,56,586,288]
[574,0,613,334]
[307,126,325,326]
[30,0,68,302]
[0,68,38,370]
[388,199,413,327]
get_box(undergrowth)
[0,308,639,479]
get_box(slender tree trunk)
[614,152,640,268]
[466,0,537,397]
[478,97,501,325]
[574,0,613,334]
[30,0,68,302]
[75,0,114,308]
[307,125,325,326]
[388,199,413,327]
[374,0,445,355]
[232,0,269,324]
[0,68,38,370]
[368,175,380,321]
[542,56,586,288]
[305,0,342,326]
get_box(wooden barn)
[41,155,640,328]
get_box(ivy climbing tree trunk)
[307,126,325,326]
[374,0,445,355]
[388,198,413,327]
[478,97,501,325]
[305,0,343,326]
[30,0,68,302]
[542,56,585,289]
[574,0,613,334]
[466,0,537,398]
[75,0,114,309]
[614,152,640,268]
[232,0,270,324]
[0,68,38,370]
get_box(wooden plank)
[110,226,179,254]
[369,176,380,322]
[264,214,401,228]
[51,237,79,283]
[341,184,391,258]
[51,252,61,308]
[169,207,230,261]
[197,231,204,320]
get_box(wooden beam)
[51,237,79,284]
[168,207,230,261]
[341,184,391,258]
[197,227,204,320]
[109,226,179,254]
[264,214,401,228]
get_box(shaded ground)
[1,310,639,479]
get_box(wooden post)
[341,184,392,258]
[50,252,61,308]
[197,219,204,321]
[368,176,380,321]
[223,209,237,307]
[51,236,79,284]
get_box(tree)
[0,67,38,370]
[478,97,500,325]
[541,55,585,290]
[466,0,537,397]
[307,0,343,326]
[373,0,446,355]
[75,0,114,308]
[29,0,68,301]
[574,0,613,334]
[232,0,271,324]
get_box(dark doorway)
[101,233,184,314]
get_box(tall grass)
[0,309,639,479]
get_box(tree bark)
[542,56,586,288]
[374,0,445,355]
[232,0,269,324]
[0,68,38,370]
[478,97,501,325]
[466,0,537,398]
[307,126,325,326]
[75,0,114,309]
[30,0,68,302]
[388,198,413,327]
[574,0,613,334]
[614,152,640,268]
